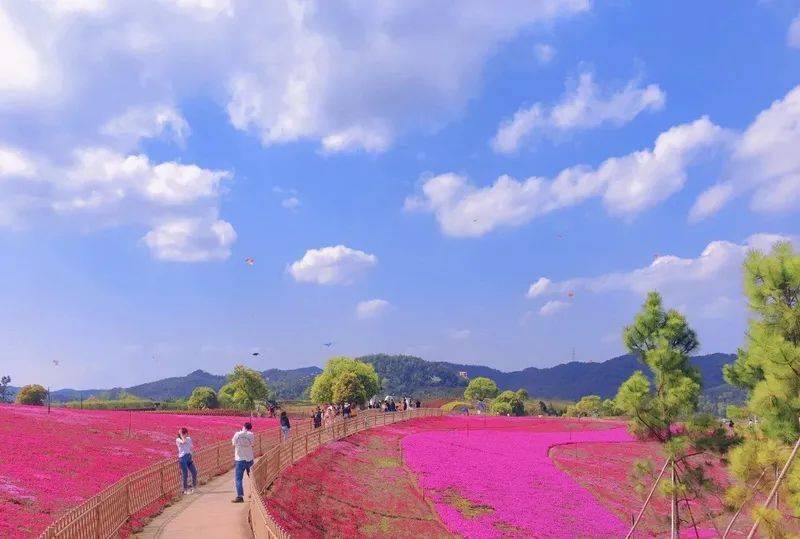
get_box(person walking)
[313,407,322,429]
[176,427,197,495]
[231,422,255,503]
[280,411,291,441]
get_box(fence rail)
[38,408,437,538]
[248,408,443,539]
[39,415,319,538]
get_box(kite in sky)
[52,360,59,366]
[252,352,260,356]
[245,257,255,266]
[323,342,333,348]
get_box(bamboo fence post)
[626,457,671,539]
[747,428,800,539]
[722,469,766,538]
[671,459,678,539]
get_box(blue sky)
[1,0,799,388]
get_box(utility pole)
[47,386,51,414]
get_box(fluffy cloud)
[0,145,233,258]
[0,147,36,177]
[281,196,301,210]
[0,1,590,155]
[789,14,800,48]
[408,117,724,236]
[288,245,377,285]
[691,85,800,220]
[356,299,391,320]
[492,73,665,153]
[527,233,795,319]
[539,300,569,316]
[143,216,236,262]
[101,105,190,145]
[534,43,556,64]
[0,5,45,95]
[527,277,553,298]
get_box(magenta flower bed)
[402,416,634,538]
[0,405,276,538]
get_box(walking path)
[136,467,254,539]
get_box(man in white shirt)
[231,422,255,503]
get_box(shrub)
[187,386,219,410]
[441,400,474,413]
[15,384,48,405]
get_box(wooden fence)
[39,416,319,538]
[249,408,443,539]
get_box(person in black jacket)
[280,411,291,441]
[313,407,322,428]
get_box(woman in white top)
[176,427,198,494]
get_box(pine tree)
[617,292,729,536]
[723,242,800,529]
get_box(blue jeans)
[281,426,290,441]
[178,454,197,490]
[234,459,253,498]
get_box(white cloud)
[534,43,556,64]
[691,85,800,220]
[447,329,471,340]
[143,216,236,262]
[788,14,800,48]
[0,147,36,177]
[40,0,108,14]
[492,72,665,153]
[409,117,724,236]
[0,145,233,259]
[0,6,45,94]
[281,196,300,210]
[356,299,391,320]
[527,233,795,319]
[527,277,552,298]
[539,300,569,316]
[288,245,377,285]
[0,1,590,156]
[101,105,190,145]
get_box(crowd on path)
[173,396,422,503]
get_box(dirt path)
[136,467,253,539]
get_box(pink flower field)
[402,416,633,538]
[0,405,276,538]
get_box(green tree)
[187,386,219,410]
[615,292,701,441]
[0,375,11,403]
[722,242,800,527]
[15,384,48,405]
[565,395,603,417]
[331,371,367,405]
[218,365,271,410]
[310,357,380,405]
[491,389,525,416]
[463,377,499,402]
[615,292,727,535]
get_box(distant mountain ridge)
[15,352,739,406]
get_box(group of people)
[311,402,352,428]
[174,397,424,501]
[367,395,421,412]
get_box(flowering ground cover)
[0,404,276,538]
[265,415,637,538]
[264,419,454,538]
[550,441,756,537]
[401,417,633,538]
